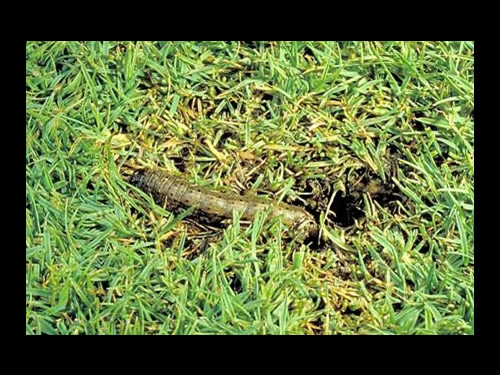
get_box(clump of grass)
[26,41,474,335]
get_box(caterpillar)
[130,168,319,240]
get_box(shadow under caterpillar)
[130,168,319,240]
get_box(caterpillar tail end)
[293,217,319,243]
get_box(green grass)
[26,41,474,335]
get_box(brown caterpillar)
[130,168,319,240]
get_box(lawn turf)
[26,41,474,335]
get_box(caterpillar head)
[130,169,146,187]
